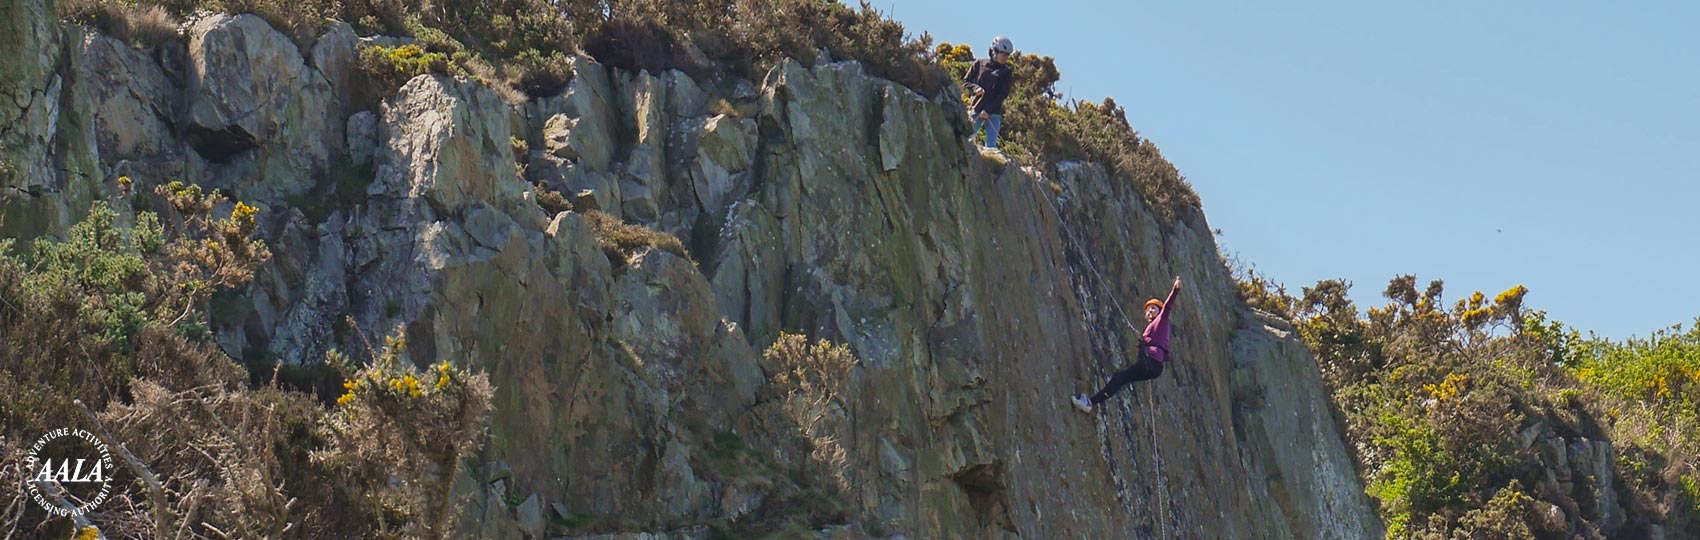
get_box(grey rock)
[82,32,178,165]
[542,113,582,160]
[527,57,616,172]
[687,115,756,214]
[346,110,377,166]
[517,494,544,539]
[187,15,314,162]
[664,70,709,119]
[375,75,527,219]
[619,178,659,222]
[659,440,704,520]
[1227,309,1385,540]
[465,203,517,249]
[479,482,524,540]
[310,21,359,119]
[0,0,100,242]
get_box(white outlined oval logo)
[23,428,114,517]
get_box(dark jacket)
[964,58,1014,115]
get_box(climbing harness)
[1032,174,1173,540]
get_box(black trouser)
[1089,350,1164,405]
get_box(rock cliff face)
[2,6,1388,538]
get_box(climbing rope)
[1032,173,1172,540]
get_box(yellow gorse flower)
[1494,285,1528,305]
[232,201,258,220]
[395,373,421,397]
[1461,309,1488,325]
[1423,373,1469,401]
[387,44,425,62]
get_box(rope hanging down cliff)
[1029,171,1174,539]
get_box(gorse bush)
[698,332,858,539]
[1237,272,1700,538]
[1573,322,1700,405]
[354,43,460,101]
[0,181,494,539]
[1567,321,1700,533]
[0,181,271,431]
[321,331,495,540]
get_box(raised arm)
[1156,276,1182,324]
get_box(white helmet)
[990,36,1014,55]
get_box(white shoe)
[1071,395,1094,414]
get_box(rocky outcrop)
[1518,421,1634,538]
[4,13,1393,539]
[1230,311,1384,539]
[0,0,100,242]
[184,13,341,216]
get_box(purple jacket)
[1141,285,1181,362]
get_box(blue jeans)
[974,113,1003,149]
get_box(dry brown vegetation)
[0,179,493,539]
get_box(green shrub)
[1573,322,1700,405]
[1230,264,1297,319]
[1454,481,1556,539]
[355,43,460,101]
[1288,275,1693,538]
[510,48,575,96]
[0,181,495,538]
[1563,321,1700,535]
[703,429,773,481]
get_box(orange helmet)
[1143,299,1163,311]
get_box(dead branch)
[75,398,175,539]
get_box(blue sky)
[885,1,1699,339]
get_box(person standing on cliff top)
[1073,276,1183,413]
[964,36,1015,151]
